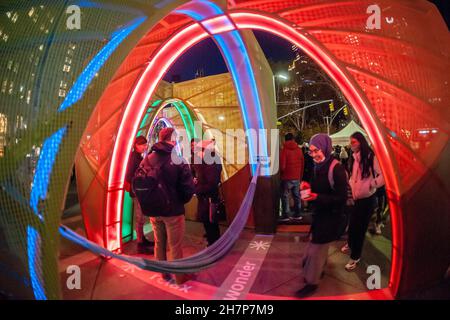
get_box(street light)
[273,73,289,104]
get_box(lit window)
[1,80,7,93]
[8,81,14,94]
[26,90,32,104]
[12,12,19,23]
[28,7,35,17]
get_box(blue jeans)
[281,180,301,217]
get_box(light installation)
[0,0,447,300]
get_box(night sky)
[163,0,449,83]
[163,30,294,82]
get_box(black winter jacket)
[126,150,144,198]
[310,157,348,244]
[139,141,195,216]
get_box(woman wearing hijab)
[297,133,348,297]
[341,132,385,271]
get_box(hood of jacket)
[151,141,175,154]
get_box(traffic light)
[343,105,349,116]
[329,101,334,112]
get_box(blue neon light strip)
[175,0,222,20]
[30,127,67,219]
[27,226,47,300]
[58,16,146,111]
[174,9,204,21]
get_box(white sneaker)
[375,223,382,235]
[345,258,360,271]
[341,243,350,254]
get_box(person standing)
[296,133,348,297]
[141,128,195,284]
[125,136,154,253]
[192,140,223,246]
[280,133,304,221]
[342,132,385,271]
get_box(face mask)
[313,155,325,163]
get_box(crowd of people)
[124,126,388,296]
[279,131,387,297]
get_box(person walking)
[140,128,195,284]
[296,133,348,297]
[341,132,385,271]
[192,140,223,246]
[280,133,304,222]
[125,136,154,253]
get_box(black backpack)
[328,159,353,238]
[132,157,173,217]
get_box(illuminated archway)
[79,1,448,298]
[0,0,448,300]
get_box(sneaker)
[345,258,360,271]
[290,216,303,222]
[295,284,318,298]
[341,243,350,254]
[375,223,382,235]
[278,216,290,223]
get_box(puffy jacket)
[349,152,385,200]
[139,141,195,216]
[280,140,304,180]
[310,157,348,244]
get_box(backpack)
[132,156,173,217]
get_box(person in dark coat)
[141,127,195,284]
[280,133,304,221]
[192,140,222,246]
[124,136,154,253]
[296,133,348,298]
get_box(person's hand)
[300,181,311,190]
[304,192,318,201]
[124,181,131,192]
